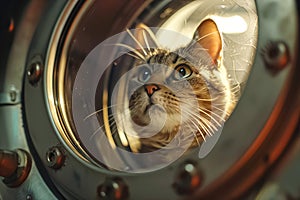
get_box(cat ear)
[134,23,147,48]
[196,19,222,64]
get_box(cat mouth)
[144,103,153,114]
[144,103,165,114]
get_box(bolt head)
[97,178,129,200]
[27,62,42,85]
[46,147,65,170]
[173,160,202,195]
[26,194,33,200]
[262,41,290,72]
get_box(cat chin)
[130,106,183,136]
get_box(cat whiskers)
[191,95,231,118]
[231,59,242,94]
[187,119,205,146]
[230,83,242,96]
[181,130,198,147]
[178,97,225,126]
[178,95,215,102]
[135,23,161,48]
[125,27,162,60]
[196,31,220,43]
[210,104,230,117]
[189,46,210,52]
[88,107,132,141]
[113,43,146,61]
[84,103,125,121]
[188,109,215,136]
[179,31,220,56]
[171,109,203,147]
[182,99,223,132]
[88,113,116,141]
[198,107,225,126]
[142,30,151,52]
[181,108,212,139]
[123,51,144,61]
[126,29,148,56]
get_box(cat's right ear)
[196,19,222,64]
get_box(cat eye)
[173,64,193,80]
[138,66,152,82]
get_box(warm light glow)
[212,15,248,34]
[157,1,203,50]
[9,18,14,32]
[118,130,129,147]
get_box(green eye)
[174,64,193,80]
[138,66,151,82]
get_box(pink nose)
[144,84,160,96]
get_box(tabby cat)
[111,19,238,153]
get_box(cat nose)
[144,84,160,96]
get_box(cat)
[107,19,238,153]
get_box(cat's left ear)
[196,19,222,64]
[134,23,160,50]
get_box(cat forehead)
[133,47,213,74]
[147,51,181,65]
[145,48,209,67]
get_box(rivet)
[26,194,33,200]
[10,90,17,102]
[27,62,42,86]
[262,41,290,71]
[46,146,65,170]
[97,177,129,200]
[173,160,203,195]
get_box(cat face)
[128,50,213,136]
